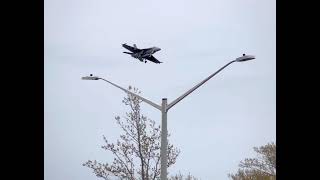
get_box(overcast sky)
[44,0,275,179]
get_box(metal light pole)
[82,54,255,180]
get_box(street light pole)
[160,98,168,180]
[82,54,255,180]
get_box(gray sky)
[44,0,276,179]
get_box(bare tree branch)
[84,87,180,180]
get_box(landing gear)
[145,61,147,63]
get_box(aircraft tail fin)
[133,44,137,49]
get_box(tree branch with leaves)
[228,142,276,180]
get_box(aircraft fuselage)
[122,43,162,64]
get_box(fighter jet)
[122,43,162,64]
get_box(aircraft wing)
[122,44,141,53]
[144,55,162,64]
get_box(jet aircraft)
[122,43,162,64]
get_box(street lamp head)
[81,75,100,80]
[236,54,255,62]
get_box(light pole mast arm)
[99,78,162,111]
[166,60,237,111]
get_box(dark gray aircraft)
[122,43,162,64]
